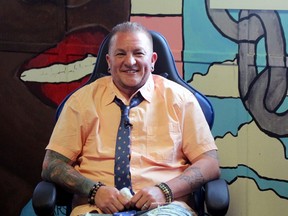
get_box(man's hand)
[130,186,166,211]
[95,186,131,214]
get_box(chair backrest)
[56,30,214,128]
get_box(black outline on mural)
[205,2,288,138]
[222,164,288,200]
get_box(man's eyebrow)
[114,47,147,53]
[115,48,125,51]
[134,47,148,53]
[113,48,126,53]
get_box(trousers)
[77,203,195,216]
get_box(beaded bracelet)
[88,182,105,205]
[156,182,174,203]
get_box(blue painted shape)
[208,97,252,137]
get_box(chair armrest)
[32,181,57,216]
[205,178,229,216]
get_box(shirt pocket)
[146,122,182,163]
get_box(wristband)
[88,182,105,205]
[156,182,174,203]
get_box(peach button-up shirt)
[46,74,217,207]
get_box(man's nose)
[124,54,136,65]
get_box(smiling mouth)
[122,69,139,73]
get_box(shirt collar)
[139,74,154,103]
[103,74,154,106]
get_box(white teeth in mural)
[20,55,96,83]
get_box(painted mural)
[185,1,288,215]
[0,1,130,216]
[1,0,287,215]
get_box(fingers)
[102,203,118,214]
[119,187,133,209]
[120,187,133,200]
[117,191,132,209]
[101,197,127,214]
[131,191,154,210]
[141,202,151,211]
[99,201,122,214]
[130,186,168,211]
[98,186,163,213]
[95,186,127,214]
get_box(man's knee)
[140,203,194,216]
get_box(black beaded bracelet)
[156,182,174,203]
[88,182,105,205]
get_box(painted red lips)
[18,26,108,107]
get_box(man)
[41,22,220,216]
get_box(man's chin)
[122,78,143,86]
[122,82,144,91]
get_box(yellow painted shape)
[217,121,288,180]
[189,59,239,97]
[227,178,288,216]
[210,0,288,11]
[131,0,182,14]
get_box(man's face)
[106,31,157,98]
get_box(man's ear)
[151,52,158,69]
[106,54,111,73]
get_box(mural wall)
[185,1,288,215]
[1,0,287,215]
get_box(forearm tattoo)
[179,151,218,190]
[42,150,93,195]
[179,167,204,189]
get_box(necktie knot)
[130,95,143,108]
[114,93,144,117]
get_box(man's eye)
[135,52,145,56]
[116,53,125,56]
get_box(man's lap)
[140,203,194,216]
[76,203,195,216]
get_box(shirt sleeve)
[181,92,217,162]
[46,94,85,161]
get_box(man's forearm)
[166,150,220,199]
[41,150,94,196]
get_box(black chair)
[32,30,229,216]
